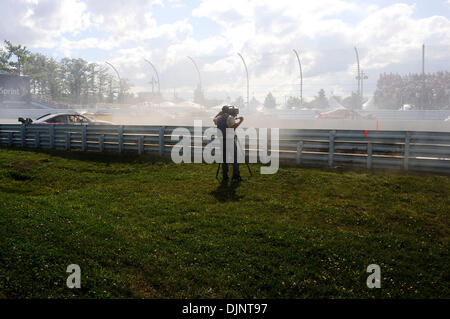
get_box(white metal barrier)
[1,124,449,174]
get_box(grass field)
[0,147,448,299]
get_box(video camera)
[18,117,33,125]
[222,105,239,118]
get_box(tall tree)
[264,92,276,109]
[0,45,12,73]
[2,40,30,75]
[286,96,301,108]
[311,89,329,109]
[1,39,134,105]
[96,65,111,103]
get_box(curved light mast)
[105,61,122,103]
[237,53,249,111]
[187,56,202,89]
[354,47,361,98]
[293,49,303,105]
[144,59,160,94]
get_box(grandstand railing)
[1,124,449,174]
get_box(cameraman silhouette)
[213,105,244,182]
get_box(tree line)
[0,40,132,105]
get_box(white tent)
[328,96,346,110]
[362,95,375,110]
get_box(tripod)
[215,136,252,180]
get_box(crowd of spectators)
[374,71,450,109]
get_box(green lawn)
[0,147,448,298]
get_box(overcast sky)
[1,0,449,101]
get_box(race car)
[18,113,114,125]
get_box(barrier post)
[404,132,411,170]
[81,125,87,151]
[49,125,55,149]
[296,141,303,165]
[118,126,124,153]
[138,136,144,155]
[66,132,71,151]
[159,126,165,156]
[367,142,373,169]
[35,131,40,148]
[99,134,104,152]
[328,130,336,167]
[21,125,26,147]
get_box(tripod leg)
[235,136,252,178]
[216,163,221,179]
[246,163,252,176]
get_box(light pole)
[144,59,160,94]
[187,56,202,89]
[151,76,156,94]
[422,44,425,76]
[354,47,361,95]
[293,49,303,106]
[237,53,249,112]
[421,44,425,109]
[354,47,362,108]
[105,61,122,104]
[360,69,368,103]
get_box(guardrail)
[359,110,450,121]
[1,124,449,174]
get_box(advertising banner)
[0,74,31,103]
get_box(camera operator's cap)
[222,105,230,112]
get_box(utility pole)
[237,53,249,112]
[293,49,303,106]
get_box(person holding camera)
[213,105,244,182]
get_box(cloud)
[186,0,450,99]
[0,0,85,46]
[0,0,449,100]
